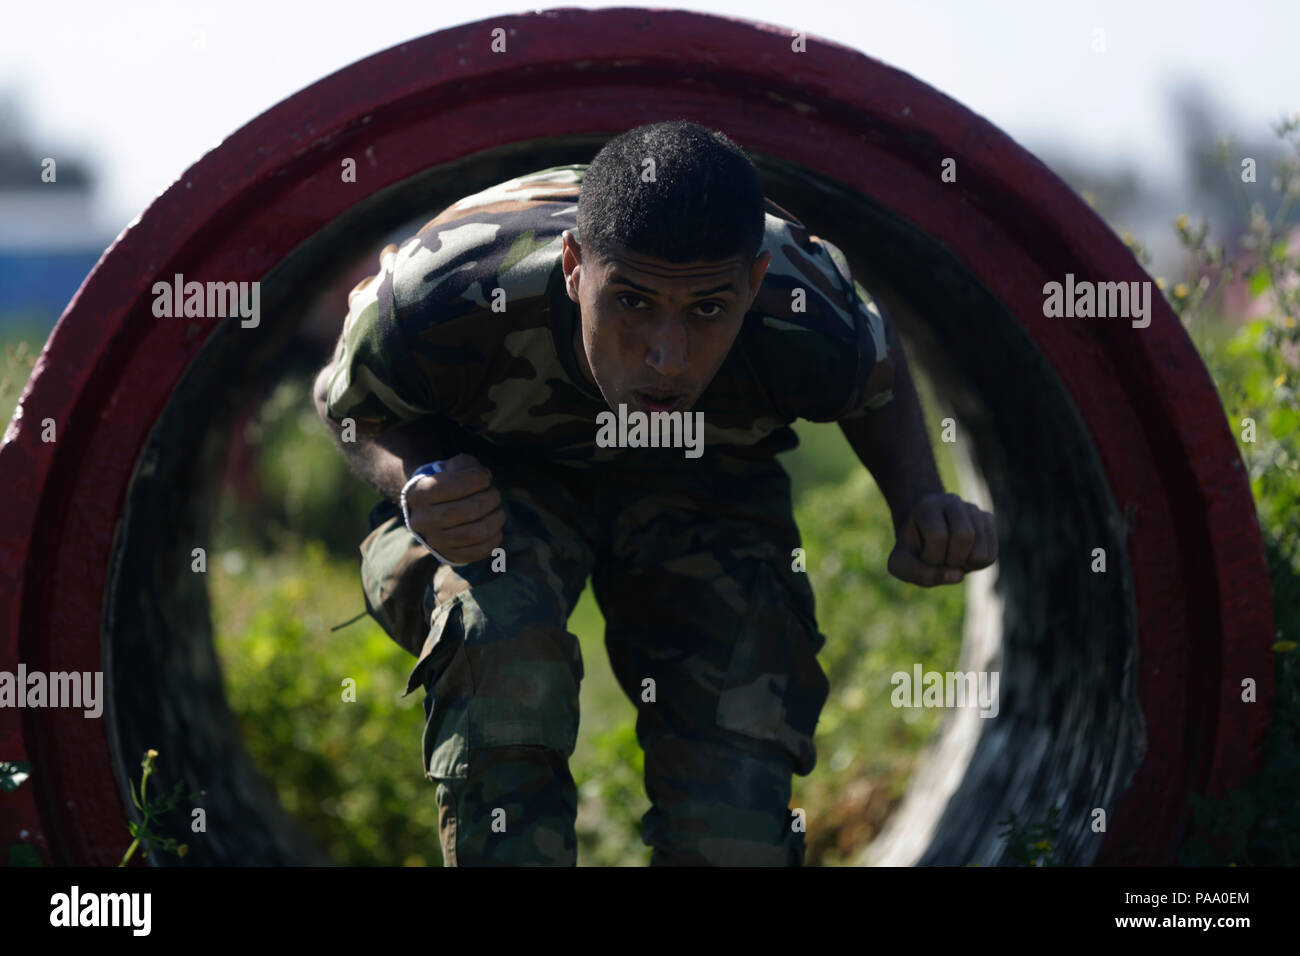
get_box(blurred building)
[0,187,113,321]
[0,93,113,325]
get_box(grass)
[0,316,54,429]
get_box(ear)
[561,230,582,300]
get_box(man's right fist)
[404,453,506,564]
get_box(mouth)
[633,390,684,413]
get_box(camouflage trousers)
[358,436,830,866]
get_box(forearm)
[313,368,445,503]
[340,422,446,503]
[837,339,945,532]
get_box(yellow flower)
[1174,283,1189,298]
[1175,214,1190,231]
[178,844,189,858]
[146,749,159,759]
[1155,277,1167,290]
[1035,839,1052,850]
[1275,374,1288,387]
[1273,640,1297,653]
[1283,315,1297,328]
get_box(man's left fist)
[887,492,997,587]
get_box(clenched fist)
[404,453,506,564]
[887,492,997,587]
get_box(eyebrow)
[609,273,737,298]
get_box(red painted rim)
[0,6,1273,865]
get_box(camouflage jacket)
[322,165,895,467]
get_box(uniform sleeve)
[323,244,439,436]
[834,278,896,422]
[793,237,894,422]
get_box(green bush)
[1166,116,1300,865]
[213,377,386,559]
[210,540,442,865]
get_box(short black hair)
[577,120,766,266]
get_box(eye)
[615,293,646,310]
[694,301,725,319]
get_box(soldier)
[312,119,997,866]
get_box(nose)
[645,315,689,378]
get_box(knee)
[640,735,805,866]
[417,573,583,780]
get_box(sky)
[1,0,1295,238]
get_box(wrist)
[400,460,466,566]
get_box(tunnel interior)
[102,137,1146,865]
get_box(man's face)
[561,229,771,415]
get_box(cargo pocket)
[415,597,474,780]
[715,562,830,776]
[410,575,584,782]
[359,514,439,659]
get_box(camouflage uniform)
[324,165,895,865]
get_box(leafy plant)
[997,803,1064,867]
[119,749,200,866]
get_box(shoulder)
[388,165,585,325]
[739,205,885,421]
[749,201,861,340]
[743,204,866,368]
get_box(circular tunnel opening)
[100,139,1144,865]
[12,8,1266,868]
